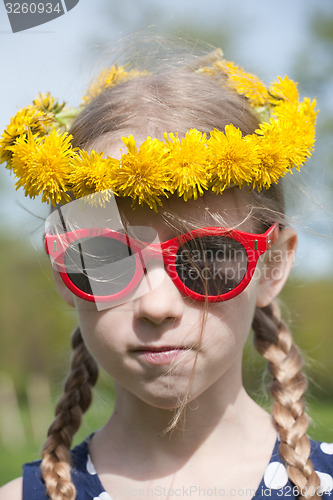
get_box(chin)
[135,388,194,411]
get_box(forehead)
[48,188,254,237]
[117,189,254,235]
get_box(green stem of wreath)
[54,107,84,130]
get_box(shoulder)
[18,438,94,499]
[0,437,94,500]
[0,477,22,500]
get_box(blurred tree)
[0,236,77,395]
[292,4,333,188]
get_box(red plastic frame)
[45,223,279,303]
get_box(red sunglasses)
[45,223,279,304]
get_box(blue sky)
[0,0,332,276]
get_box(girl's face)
[68,189,272,410]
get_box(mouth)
[131,345,192,365]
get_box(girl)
[0,45,331,500]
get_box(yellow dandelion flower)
[10,129,74,205]
[112,136,171,211]
[33,92,66,114]
[293,98,318,164]
[33,92,55,111]
[0,105,54,165]
[69,150,119,201]
[122,134,138,155]
[164,129,209,201]
[250,135,290,190]
[274,97,317,133]
[207,125,260,194]
[278,126,313,171]
[82,65,149,105]
[281,108,316,170]
[269,76,299,105]
[210,60,270,107]
[259,98,318,170]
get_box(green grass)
[308,400,333,442]
[0,392,111,486]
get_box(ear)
[256,227,297,308]
[52,268,76,307]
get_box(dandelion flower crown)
[0,49,318,211]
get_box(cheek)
[166,288,260,403]
[75,302,126,369]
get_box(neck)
[112,383,259,442]
[91,364,274,476]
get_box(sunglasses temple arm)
[139,250,153,290]
[57,206,68,233]
[77,242,88,277]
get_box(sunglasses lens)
[176,236,248,297]
[64,236,137,297]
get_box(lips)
[132,345,190,365]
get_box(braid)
[41,327,99,500]
[252,302,321,499]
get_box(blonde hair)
[42,64,320,499]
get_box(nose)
[133,263,185,325]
